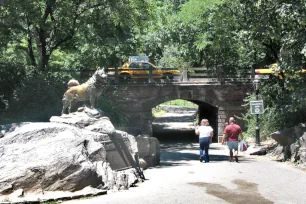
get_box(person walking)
[195,119,214,163]
[222,117,243,162]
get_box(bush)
[242,83,306,140]
[5,67,71,122]
[99,86,129,127]
[0,60,25,100]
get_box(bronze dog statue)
[62,68,108,114]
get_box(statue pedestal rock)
[51,106,115,135]
[0,107,142,202]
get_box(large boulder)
[0,122,105,194]
[0,122,31,135]
[271,124,306,146]
[0,111,139,195]
[270,124,306,168]
[50,108,115,135]
[271,127,296,146]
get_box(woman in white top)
[195,119,214,163]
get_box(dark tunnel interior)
[152,100,219,143]
[196,101,218,142]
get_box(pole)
[148,65,153,83]
[114,65,119,84]
[182,68,188,82]
[255,90,260,146]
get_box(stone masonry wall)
[108,83,251,136]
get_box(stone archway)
[108,83,251,138]
[151,100,198,141]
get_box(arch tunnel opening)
[152,100,218,143]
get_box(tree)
[0,0,152,71]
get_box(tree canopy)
[1,0,306,130]
[0,0,153,71]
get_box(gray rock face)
[300,132,306,147]
[50,110,115,135]
[271,124,306,146]
[0,122,31,136]
[270,144,285,161]
[0,123,105,194]
[271,127,296,146]
[290,143,300,163]
[135,137,160,170]
[298,132,306,168]
[270,124,306,168]
[0,111,141,195]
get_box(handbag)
[239,140,247,151]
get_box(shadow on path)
[156,141,257,168]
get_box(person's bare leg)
[234,150,239,162]
[229,149,233,162]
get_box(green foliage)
[7,67,71,121]
[0,0,153,71]
[99,86,129,127]
[241,81,306,139]
[177,0,255,74]
[162,99,197,107]
[176,0,306,132]
[1,197,10,202]
[234,0,306,105]
[152,106,167,118]
[1,71,130,126]
[0,0,155,124]
[242,99,284,139]
[0,60,25,99]
[1,0,306,132]
[152,99,198,119]
[158,44,192,69]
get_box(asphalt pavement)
[64,141,306,204]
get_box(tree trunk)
[27,33,36,67]
[36,27,49,72]
[40,54,50,72]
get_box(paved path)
[152,105,197,131]
[64,142,306,204]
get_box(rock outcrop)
[135,137,160,170]
[270,123,306,168]
[0,107,158,196]
[0,122,106,194]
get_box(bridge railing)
[184,67,253,84]
[78,67,254,84]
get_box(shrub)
[5,67,71,121]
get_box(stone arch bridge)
[105,81,253,139]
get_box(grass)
[162,99,197,108]
[152,107,167,118]
[152,99,198,118]
[1,197,10,202]
[80,195,94,200]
